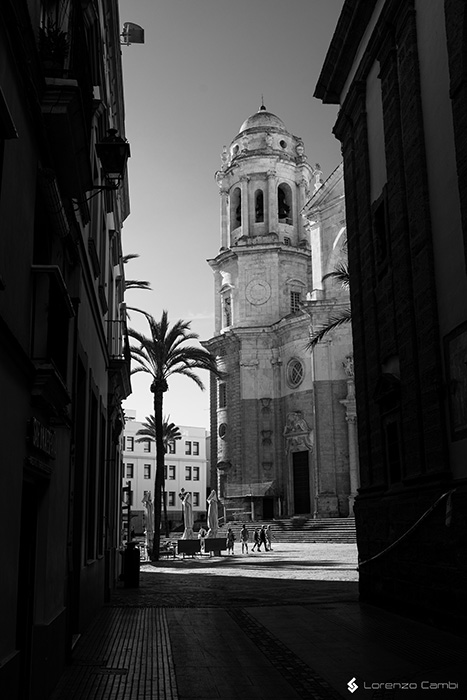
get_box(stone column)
[240,175,249,237]
[339,354,359,516]
[346,415,359,516]
[298,178,307,240]
[267,170,277,233]
[219,188,229,249]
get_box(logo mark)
[348,677,358,693]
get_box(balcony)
[107,319,131,400]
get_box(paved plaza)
[50,544,466,699]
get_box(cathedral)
[203,105,356,521]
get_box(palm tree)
[128,310,222,560]
[135,414,182,450]
[305,263,352,350]
[135,415,182,536]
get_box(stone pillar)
[219,188,229,249]
[339,354,359,516]
[346,415,359,516]
[267,170,277,233]
[298,178,307,240]
[240,175,249,237]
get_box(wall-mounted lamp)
[121,23,145,46]
[94,129,131,191]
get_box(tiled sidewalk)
[50,545,467,699]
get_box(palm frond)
[305,308,352,351]
[322,262,350,287]
[122,253,140,264]
[124,280,152,291]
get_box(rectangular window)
[144,464,151,479]
[218,383,227,409]
[126,436,134,451]
[168,440,176,454]
[168,465,176,479]
[284,236,291,246]
[193,492,200,507]
[290,291,301,313]
[185,441,191,455]
[193,441,199,456]
[143,440,151,452]
[193,466,200,481]
[126,463,134,479]
[185,466,192,480]
[168,492,175,507]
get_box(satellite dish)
[121,22,145,46]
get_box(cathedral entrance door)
[263,497,274,519]
[292,451,311,514]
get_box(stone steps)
[217,518,357,544]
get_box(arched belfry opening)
[278,183,293,224]
[230,187,241,231]
[255,189,264,223]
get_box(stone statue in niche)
[283,411,313,453]
[343,354,354,378]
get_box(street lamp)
[95,128,131,190]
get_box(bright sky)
[119,0,344,430]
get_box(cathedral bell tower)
[204,105,320,519]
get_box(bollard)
[123,541,140,588]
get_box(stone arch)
[255,189,264,222]
[278,182,293,224]
[230,187,241,231]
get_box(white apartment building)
[122,412,208,533]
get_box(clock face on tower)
[246,279,271,305]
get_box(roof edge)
[314,0,378,104]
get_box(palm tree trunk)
[162,480,169,537]
[152,386,165,561]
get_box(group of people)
[226,524,274,554]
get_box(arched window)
[255,190,264,222]
[278,183,293,224]
[230,187,241,230]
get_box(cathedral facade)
[204,106,355,521]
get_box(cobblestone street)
[50,543,467,699]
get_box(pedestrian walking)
[240,524,249,554]
[260,525,268,551]
[226,528,236,554]
[266,524,274,551]
[198,526,207,553]
[252,528,261,552]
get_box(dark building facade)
[0,1,131,697]
[315,0,467,629]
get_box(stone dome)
[239,106,287,134]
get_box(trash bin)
[123,541,140,588]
